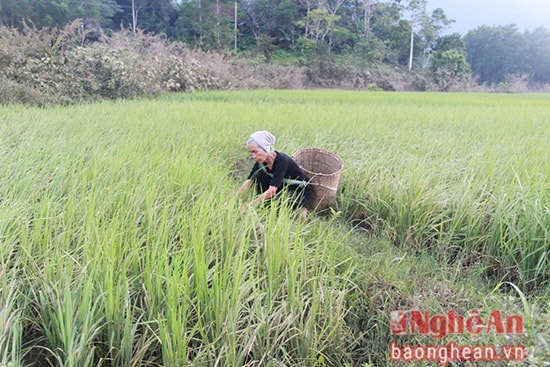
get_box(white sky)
[428,0,550,35]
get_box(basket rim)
[293,147,344,177]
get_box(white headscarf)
[247,130,276,153]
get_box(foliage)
[524,26,550,85]
[2,1,549,91]
[0,91,548,366]
[464,24,550,86]
[430,49,471,91]
[0,20,306,106]
[464,25,525,86]
[0,0,460,70]
[178,89,550,292]
[112,0,176,36]
[172,0,236,50]
[0,0,121,28]
[432,32,465,53]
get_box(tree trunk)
[364,0,371,40]
[304,1,311,37]
[408,22,414,71]
[234,1,237,52]
[216,0,220,48]
[131,0,137,34]
[199,0,203,45]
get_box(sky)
[427,0,550,35]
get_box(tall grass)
[181,90,549,287]
[0,100,359,366]
[0,91,548,365]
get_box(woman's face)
[248,142,268,164]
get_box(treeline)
[1,0,549,97]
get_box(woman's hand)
[255,186,278,203]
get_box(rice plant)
[0,90,548,366]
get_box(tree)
[430,49,471,91]
[0,0,29,26]
[464,25,528,86]
[432,33,464,53]
[174,0,235,50]
[391,0,452,71]
[242,0,277,39]
[524,26,550,84]
[112,0,176,35]
[382,19,418,66]
[0,0,121,29]
[364,1,399,61]
[367,1,411,65]
[273,0,301,48]
[300,8,337,43]
[296,1,345,53]
[297,0,315,38]
[75,0,122,27]
[402,0,426,71]
[240,0,302,51]
[362,0,375,40]
[418,7,453,67]
[173,0,204,46]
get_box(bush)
[429,49,473,91]
[0,21,306,106]
[303,54,442,92]
[302,54,372,89]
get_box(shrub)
[0,21,307,106]
[430,49,473,91]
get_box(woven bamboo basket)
[293,148,343,210]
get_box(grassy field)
[0,90,548,366]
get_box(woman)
[238,131,313,219]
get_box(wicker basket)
[293,148,343,210]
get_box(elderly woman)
[238,131,313,219]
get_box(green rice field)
[0,90,548,366]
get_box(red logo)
[390,310,523,338]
